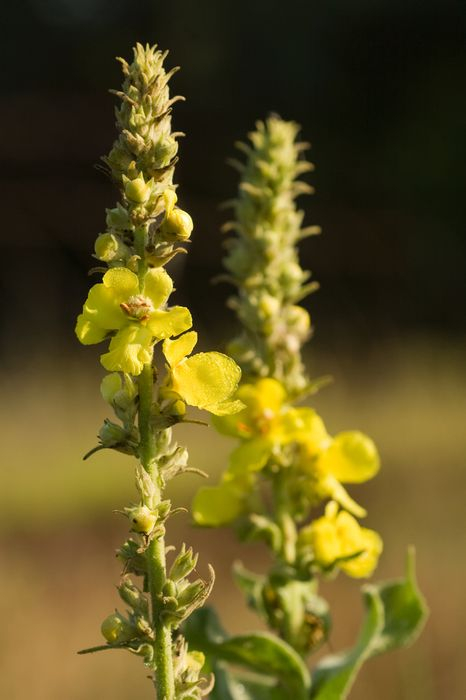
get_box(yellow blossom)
[302,501,383,578]
[75,267,192,375]
[162,331,243,415]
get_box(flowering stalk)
[190,117,427,698]
[75,44,242,700]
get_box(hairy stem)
[138,362,175,699]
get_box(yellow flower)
[213,378,328,476]
[299,430,380,517]
[162,331,243,415]
[75,267,192,375]
[302,501,383,578]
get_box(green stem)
[138,363,175,700]
[134,224,149,284]
[273,472,297,565]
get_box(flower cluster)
[222,117,321,396]
[75,44,242,700]
[193,117,383,658]
[194,377,381,578]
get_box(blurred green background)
[1,1,465,698]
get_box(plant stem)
[273,472,297,565]
[138,362,175,700]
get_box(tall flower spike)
[223,116,321,396]
[75,44,242,700]
[189,116,426,691]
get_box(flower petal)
[147,306,192,339]
[75,312,108,345]
[204,399,245,416]
[321,475,367,518]
[212,378,286,438]
[103,267,139,294]
[100,373,122,403]
[340,527,383,578]
[279,407,329,448]
[170,352,241,411]
[84,283,126,330]
[318,431,380,483]
[192,484,245,526]
[228,438,272,475]
[100,325,153,375]
[143,267,173,308]
[163,331,198,367]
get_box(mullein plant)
[188,117,428,699]
[75,44,244,700]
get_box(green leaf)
[233,562,267,617]
[217,632,310,698]
[369,547,428,656]
[183,607,311,700]
[210,664,285,700]
[310,549,428,699]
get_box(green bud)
[106,203,132,231]
[98,419,136,454]
[156,500,172,521]
[169,544,198,582]
[118,578,149,615]
[125,505,157,535]
[117,539,147,576]
[258,294,281,318]
[94,233,130,263]
[163,579,177,598]
[177,579,206,608]
[101,612,135,644]
[160,208,193,241]
[124,175,153,204]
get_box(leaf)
[368,547,429,656]
[233,562,266,616]
[310,549,428,699]
[210,665,286,700]
[183,607,311,700]
[217,632,310,698]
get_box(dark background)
[1,2,465,699]
[2,0,466,364]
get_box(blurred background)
[1,0,465,698]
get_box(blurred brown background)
[1,1,465,698]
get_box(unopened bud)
[101,612,135,644]
[177,579,206,608]
[161,208,193,241]
[94,233,129,262]
[118,579,149,615]
[98,419,128,447]
[106,204,132,230]
[259,294,281,318]
[125,505,157,535]
[169,544,198,582]
[124,175,152,204]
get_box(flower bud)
[117,539,147,575]
[101,612,135,644]
[125,505,157,535]
[169,544,198,582]
[118,579,149,615]
[163,188,178,216]
[94,233,129,263]
[162,579,177,598]
[161,208,193,241]
[177,579,206,608]
[259,294,281,318]
[124,175,152,204]
[286,305,310,338]
[101,373,137,411]
[98,419,128,447]
[106,204,132,230]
